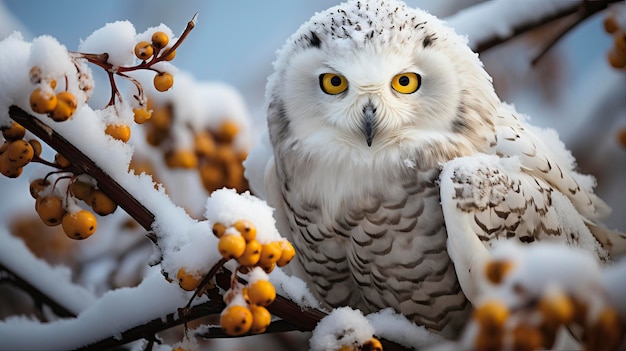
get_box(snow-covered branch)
[447,0,621,54]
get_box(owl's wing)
[439,104,625,304]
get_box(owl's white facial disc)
[268,0,499,167]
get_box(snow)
[78,21,137,67]
[0,1,625,350]
[309,307,374,351]
[0,268,191,351]
[446,0,575,50]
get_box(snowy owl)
[245,0,624,338]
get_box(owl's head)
[268,0,498,167]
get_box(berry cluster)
[213,220,295,274]
[604,13,626,69]
[0,121,36,178]
[338,338,383,351]
[143,99,249,193]
[133,31,175,94]
[30,175,117,240]
[28,66,80,122]
[220,268,275,336]
[469,260,623,351]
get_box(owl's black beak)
[362,102,376,147]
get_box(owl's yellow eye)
[391,72,421,94]
[319,73,348,95]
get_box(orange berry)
[200,163,224,193]
[55,153,71,168]
[133,107,152,124]
[29,140,42,158]
[29,178,50,199]
[35,195,66,226]
[538,290,574,329]
[1,121,26,141]
[30,88,57,114]
[69,180,93,200]
[249,305,271,334]
[618,127,626,148]
[484,259,514,285]
[162,49,176,61]
[145,128,168,146]
[165,149,198,169]
[153,72,174,92]
[0,155,22,178]
[148,105,172,130]
[608,48,626,69]
[6,140,34,167]
[0,141,8,155]
[194,131,216,157]
[261,262,276,274]
[237,239,261,266]
[259,242,282,267]
[604,16,619,34]
[246,280,276,306]
[176,267,202,291]
[221,304,252,336]
[49,91,77,122]
[218,234,246,260]
[276,241,296,267]
[105,124,131,142]
[134,41,154,60]
[362,338,383,351]
[234,219,256,242]
[212,222,227,238]
[61,210,97,240]
[473,300,509,331]
[151,31,169,49]
[215,121,239,144]
[88,189,117,216]
[585,307,623,351]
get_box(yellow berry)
[0,155,22,178]
[214,121,239,144]
[473,300,509,331]
[6,140,34,167]
[259,242,282,267]
[261,262,276,274]
[176,267,202,291]
[1,121,26,141]
[362,338,383,351]
[49,91,77,122]
[194,131,216,157]
[105,124,131,143]
[29,178,50,199]
[162,49,176,61]
[30,88,57,114]
[35,195,66,226]
[212,222,227,238]
[511,324,543,351]
[29,140,42,158]
[234,219,257,242]
[134,41,154,60]
[585,307,623,351]
[200,163,224,193]
[604,16,619,34]
[61,210,97,240]
[237,239,262,266]
[247,280,276,306]
[153,72,174,92]
[220,305,252,336]
[538,291,574,328]
[484,259,514,285]
[276,241,296,267]
[218,234,246,260]
[249,305,271,334]
[69,180,93,200]
[55,153,71,168]
[88,189,117,216]
[133,107,152,124]
[608,48,626,69]
[165,149,198,169]
[148,104,172,130]
[151,31,169,49]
